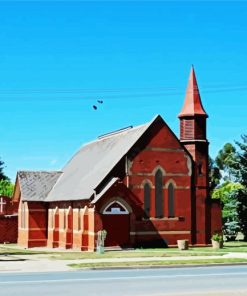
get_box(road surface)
[0,265,247,295]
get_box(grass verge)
[68,258,247,269]
[1,241,247,259]
[49,251,224,260]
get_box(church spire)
[178,66,208,118]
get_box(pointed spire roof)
[178,66,208,118]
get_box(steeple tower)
[178,66,208,143]
[179,66,210,245]
[179,66,208,118]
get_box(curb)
[74,262,247,271]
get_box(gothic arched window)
[168,183,175,218]
[155,169,163,218]
[144,182,151,218]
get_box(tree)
[0,158,9,181]
[0,179,14,197]
[234,135,247,186]
[0,157,13,197]
[212,182,243,240]
[213,136,247,241]
[215,143,236,181]
[235,188,247,241]
[209,157,221,195]
[232,135,247,240]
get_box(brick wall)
[0,216,18,243]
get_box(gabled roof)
[46,116,160,202]
[15,114,189,203]
[17,171,62,201]
[178,66,208,118]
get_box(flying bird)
[92,99,103,110]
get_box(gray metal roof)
[18,171,62,201]
[46,116,159,202]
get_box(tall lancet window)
[144,182,151,218]
[168,183,175,218]
[155,169,163,218]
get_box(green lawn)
[1,241,247,260]
[68,258,247,269]
[49,250,224,260]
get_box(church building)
[13,67,222,250]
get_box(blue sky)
[0,1,247,181]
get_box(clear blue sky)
[0,1,247,181]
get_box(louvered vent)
[180,119,194,140]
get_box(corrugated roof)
[46,116,159,202]
[18,171,62,201]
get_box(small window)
[155,169,164,218]
[168,183,175,218]
[144,183,151,218]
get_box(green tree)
[235,188,247,241]
[209,157,221,195]
[214,136,247,241]
[215,143,236,181]
[0,179,14,197]
[213,182,243,240]
[232,135,247,240]
[0,157,13,197]
[234,135,247,186]
[0,158,9,181]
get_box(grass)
[185,241,247,253]
[68,258,247,269]
[49,250,224,260]
[0,246,51,256]
[1,241,247,260]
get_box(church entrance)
[101,200,130,247]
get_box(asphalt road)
[0,265,247,296]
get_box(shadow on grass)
[0,251,46,256]
[0,256,27,262]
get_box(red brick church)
[13,67,222,250]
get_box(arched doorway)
[101,199,131,247]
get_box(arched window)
[103,201,129,215]
[168,183,175,218]
[155,169,163,218]
[144,182,151,218]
